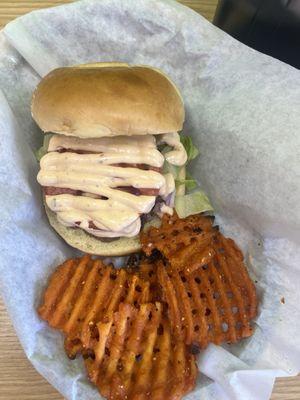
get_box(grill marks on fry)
[85,303,197,400]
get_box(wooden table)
[0,1,299,399]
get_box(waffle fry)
[38,255,151,358]
[155,231,257,347]
[141,213,218,273]
[38,213,258,400]
[84,302,197,400]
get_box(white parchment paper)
[0,1,299,399]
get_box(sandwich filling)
[37,133,187,238]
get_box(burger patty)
[43,187,84,196]
[116,186,159,196]
[114,163,161,172]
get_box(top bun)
[31,62,184,138]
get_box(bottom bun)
[44,201,160,256]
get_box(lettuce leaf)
[175,191,213,218]
[34,134,53,161]
[176,171,198,191]
[175,178,197,191]
[163,160,180,179]
[180,135,199,161]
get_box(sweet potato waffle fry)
[141,214,257,347]
[141,213,218,273]
[38,213,258,400]
[38,255,151,357]
[84,302,197,400]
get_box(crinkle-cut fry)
[84,302,197,400]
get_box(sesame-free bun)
[44,200,161,256]
[31,62,184,138]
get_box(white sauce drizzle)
[47,195,141,237]
[48,135,164,167]
[38,133,187,237]
[158,132,187,166]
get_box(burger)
[33,62,208,256]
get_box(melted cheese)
[38,133,186,238]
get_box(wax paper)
[0,0,299,399]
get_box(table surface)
[0,1,299,399]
